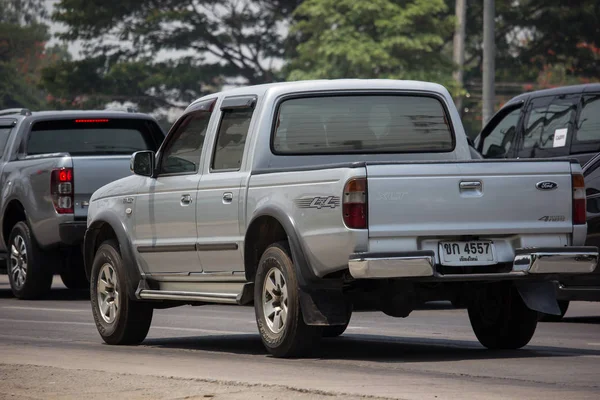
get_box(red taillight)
[51,167,74,214]
[75,119,109,123]
[572,173,586,225]
[343,178,367,229]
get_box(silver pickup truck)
[83,80,598,358]
[0,109,165,299]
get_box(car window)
[211,109,253,171]
[480,107,521,158]
[272,95,454,154]
[0,126,12,158]
[576,94,600,142]
[159,111,212,175]
[27,118,162,156]
[521,95,578,152]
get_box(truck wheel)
[90,240,153,345]
[254,241,322,358]
[539,300,570,322]
[7,222,53,299]
[59,249,89,290]
[468,283,538,350]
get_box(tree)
[41,0,301,116]
[51,0,302,85]
[285,0,456,91]
[0,0,65,109]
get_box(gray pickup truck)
[0,109,165,299]
[84,80,598,358]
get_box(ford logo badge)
[536,181,558,191]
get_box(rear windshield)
[272,95,454,154]
[27,118,163,156]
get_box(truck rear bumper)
[59,221,87,245]
[348,247,599,281]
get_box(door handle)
[459,181,482,190]
[180,194,192,206]
[222,192,233,204]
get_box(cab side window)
[518,94,579,158]
[158,101,214,175]
[480,107,521,158]
[576,94,600,142]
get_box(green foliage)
[51,0,301,85]
[41,56,225,110]
[286,0,456,89]
[0,20,48,109]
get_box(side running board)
[138,290,238,304]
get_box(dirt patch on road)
[0,364,389,400]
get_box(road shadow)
[142,331,600,362]
[0,286,89,301]
[560,316,600,324]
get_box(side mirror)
[130,151,155,177]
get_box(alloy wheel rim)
[262,267,289,334]
[9,235,27,289]
[97,263,120,324]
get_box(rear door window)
[26,118,164,156]
[211,109,254,171]
[517,94,580,158]
[571,94,600,154]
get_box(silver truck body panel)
[366,161,573,237]
[72,155,133,219]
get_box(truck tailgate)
[72,155,132,219]
[366,161,574,237]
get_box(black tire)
[539,300,570,322]
[90,240,153,345]
[468,283,538,350]
[7,221,53,299]
[254,241,322,358]
[60,248,89,290]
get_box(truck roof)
[505,83,600,107]
[0,109,158,122]
[188,79,452,108]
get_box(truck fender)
[247,206,349,326]
[84,211,142,301]
[514,281,561,315]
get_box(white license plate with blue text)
[439,241,496,266]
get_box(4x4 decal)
[295,196,340,209]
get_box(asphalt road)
[1,275,599,400]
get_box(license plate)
[439,241,496,266]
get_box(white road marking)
[346,326,368,330]
[0,318,249,336]
[588,343,600,346]
[2,306,85,313]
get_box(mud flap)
[299,288,350,326]
[515,281,561,315]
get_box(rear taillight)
[343,178,367,229]
[51,167,74,214]
[572,172,586,225]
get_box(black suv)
[474,83,600,320]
